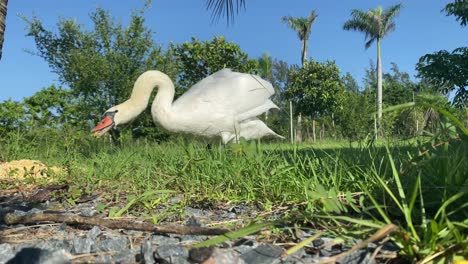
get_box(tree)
[286,60,345,123]
[0,99,25,136]
[343,72,360,93]
[416,0,467,108]
[23,85,76,128]
[343,4,402,123]
[444,0,468,26]
[0,0,7,61]
[257,52,273,83]
[281,11,318,66]
[173,36,257,89]
[24,7,171,141]
[206,0,246,24]
[336,90,374,141]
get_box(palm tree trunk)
[0,0,7,61]
[377,39,383,121]
[301,39,308,65]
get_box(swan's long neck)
[118,71,175,126]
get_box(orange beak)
[92,116,114,137]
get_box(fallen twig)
[4,211,230,236]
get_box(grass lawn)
[1,131,467,262]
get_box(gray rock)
[95,254,114,263]
[98,236,128,252]
[233,245,254,255]
[179,235,207,243]
[337,249,374,264]
[0,244,14,264]
[301,256,321,263]
[79,207,96,217]
[36,239,73,253]
[241,244,284,264]
[11,210,27,217]
[5,248,70,264]
[72,237,96,254]
[186,216,204,227]
[86,226,101,240]
[113,249,137,263]
[151,235,180,245]
[205,248,246,264]
[154,244,189,260]
[189,247,215,263]
[185,207,212,218]
[141,239,155,264]
[27,208,43,215]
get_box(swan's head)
[91,109,118,137]
[92,104,137,137]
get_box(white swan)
[92,69,284,144]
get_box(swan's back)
[172,69,275,117]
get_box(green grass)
[1,125,467,263]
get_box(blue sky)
[0,0,466,102]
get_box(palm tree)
[206,0,246,24]
[281,11,318,142]
[343,4,402,122]
[281,11,318,66]
[0,0,7,61]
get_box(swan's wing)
[172,69,275,117]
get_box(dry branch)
[4,211,230,236]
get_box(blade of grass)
[193,221,274,248]
[283,232,323,257]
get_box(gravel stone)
[4,248,70,264]
[79,207,97,217]
[151,234,180,245]
[185,207,212,218]
[179,234,207,243]
[337,249,374,264]
[141,239,156,264]
[86,226,101,240]
[241,244,284,264]
[154,244,189,260]
[36,239,73,253]
[0,244,14,264]
[98,236,128,252]
[206,248,246,264]
[113,249,137,263]
[186,216,204,227]
[72,237,96,254]
[189,246,215,263]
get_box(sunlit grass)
[1,122,467,263]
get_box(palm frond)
[382,4,402,35]
[343,4,402,49]
[206,0,246,25]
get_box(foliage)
[416,47,468,108]
[23,7,171,140]
[23,85,76,128]
[286,59,345,118]
[342,4,402,49]
[335,89,374,141]
[342,72,360,93]
[173,36,257,89]
[0,99,25,136]
[205,0,246,24]
[416,1,467,108]
[444,0,468,26]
